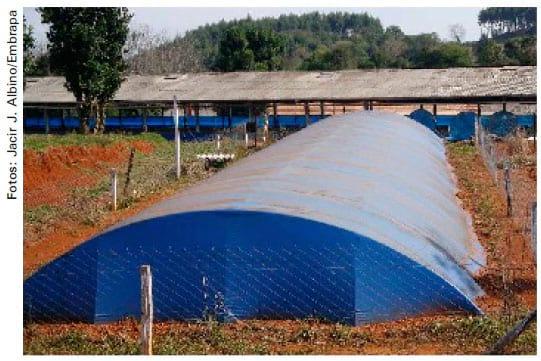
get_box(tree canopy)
[30,8,536,81]
[215,26,286,71]
[39,7,132,133]
[478,7,536,38]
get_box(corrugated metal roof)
[24,66,536,104]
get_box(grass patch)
[24,132,169,151]
[24,204,61,226]
[425,314,536,354]
[24,330,139,355]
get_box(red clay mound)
[24,141,154,209]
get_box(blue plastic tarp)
[24,111,485,325]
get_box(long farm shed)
[24,66,536,106]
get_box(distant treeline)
[25,8,537,76]
[478,7,536,38]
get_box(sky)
[24,7,484,48]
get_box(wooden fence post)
[174,97,181,179]
[110,168,117,211]
[140,265,153,355]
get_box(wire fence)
[477,122,537,263]
[476,117,537,323]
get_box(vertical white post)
[217,134,221,150]
[174,96,181,179]
[263,112,269,143]
[140,265,153,355]
[244,123,249,148]
[110,168,117,211]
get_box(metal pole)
[174,96,181,179]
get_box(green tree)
[300,45,333,70]
[374,26,409,68]
[215,26,285,71]
[406,33,441,68]
[477,35,505,66]
[504,36,536,65]
[23,16,36,78]
[428,42,473,67]
[215,26,254,71]
[246,27,285,71]
[39,7,132,133]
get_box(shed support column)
[475,104,481,146]
[222,105,225,130]
[61,108,66,132]
[253,104,257,147]
[304,101,311,126]
[143,106,148,133]
[369,101,374,111]
[363,101,369,111]
[195,104,200,133]
[342,104,346,114]
[320,101,325,118]
[44,108,49,134]
[183,104,188,130]
[433,104,437,116]
[228,106,232,129]
[273,103,279,129]
[503,102,507,112]
[420,104,424,110]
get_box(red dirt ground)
[446,142,536,315]
[24,140,154,209]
